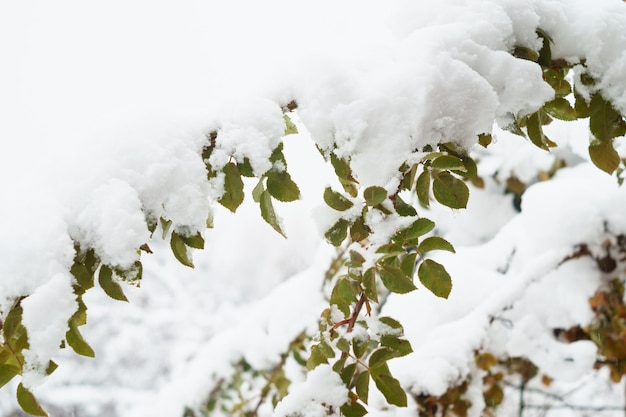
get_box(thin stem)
[347,294,366,333]
[339,294,367,362]
[249,332,306,417]
[323,246,348,289]
[518,380,525,417]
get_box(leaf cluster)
[507,30,626,176]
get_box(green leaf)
[362,268,378,303]
[180,232,205,250]
[369,348,396,369]
[283,114,298,135]
[545,70,571,97]
[349,250,366,267]
[400,252,417,278]
[589,140,620,174]
[379,316,404,333]
[380,336,413,358]
[574,91,590,118]
[513,46,539,62]
[341,362,357,385]
[237,157,255,177]
[330,278,356,316]
[418,236,456,254]
[394,195,417,217]
[350,216,371,242]
[376,243,403,254]
[66,320,95,358]
[72,295,88,326]
[544,98,577,121]
[17,383,48,417]
[0,347,15,365]
[379,265,416,294]
[476,352,498,370]
[332,357,348,374]
[455,157,478,179]
[363,186,387,206]
[98,265,128,301]
[337,338,351,353]
[0,364,19,389]
[218,162,245,212]
[267,170,301,202]
[418,259,453,299]
[401,164,418,191]
[526,112,549,150]
[170,232,194,268]
[353,335,370,359]
[371,372,407,407]
[160,217,172,240]
[116,261,142,284]
[70,263,94,290]
[324,187,354,211]
[536,29,552,67]
[432,172,469,209]
[341,402,368,417]
[431,155,466,171]
[260,190,286,237]
[485,383,504,407]
[252,179,265,203]
[356,371,370,404]
[270,143,287,165]
[45,360,58,376]
[332,357,347,374]
[3,302,24,340]
[416,169,431,208]
[306,344,328,370]
[330,153,351,181]
[590,94,626,142]
[325,218,349,246]
[13,327,28,352]
[478,133,492,148]
[407,218,435,239]
[319,340,336,359]
[503,119,526,137]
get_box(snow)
[2,0,626,416]
[21,273,76,389]
[273,365,349,417]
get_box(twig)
[523,404,626,411]
[338,294,367,362]
[323,246,348,289]
[505,381,626,413]
[249,332,306,417]
[503,382,565,403]
[519,380,525,417]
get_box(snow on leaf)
[324,187,354,211]
[17,383,48,417]
[98,265,129,301]
[363,186,387,206]
[169,232,194,268]
[218,162,245,212]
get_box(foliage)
[1,26,626,417]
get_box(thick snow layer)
[274,365,349,417]
[2,0,626,416]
